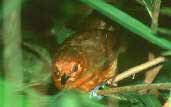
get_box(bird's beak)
[61,73,70,85]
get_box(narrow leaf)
[80,0,171,50]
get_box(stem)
[113,56,165,83]
[144,0,162,84]
[98,83,171,96]
[151,0,161,32]
[2,0,23,106]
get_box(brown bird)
[52,12,122,92]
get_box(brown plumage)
[52,12,121,92]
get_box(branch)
[98,83,171,96]
[112,56,166,83]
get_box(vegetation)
[0,0,171,107]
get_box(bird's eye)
[55,68,60,78]
[71,64,78,73]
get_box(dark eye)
[54,68,60,78]
[71,64,78,73]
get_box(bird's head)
[52,55,87,90]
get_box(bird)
[52,12,122,92]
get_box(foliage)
[1,0,171,107]
[80,0,171,50]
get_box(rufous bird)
[52,12,123,92]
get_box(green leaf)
[80,0,171,50]
[139,94,161,107]
[143,0,154,5]
[48,90,105,107]
[0,79,28,107]
[160,7,171,16]
[141,0,161,18]
[162,51,171,56]
[52,24,75,44]
[158,27,171,35]
[116,93,161,107]
[143,0,154,15]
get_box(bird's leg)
[89,82,105,100]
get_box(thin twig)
[112,56,166,83]
[16,82,43,92]
[98,83,171,96]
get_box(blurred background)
[0,0,171,107]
